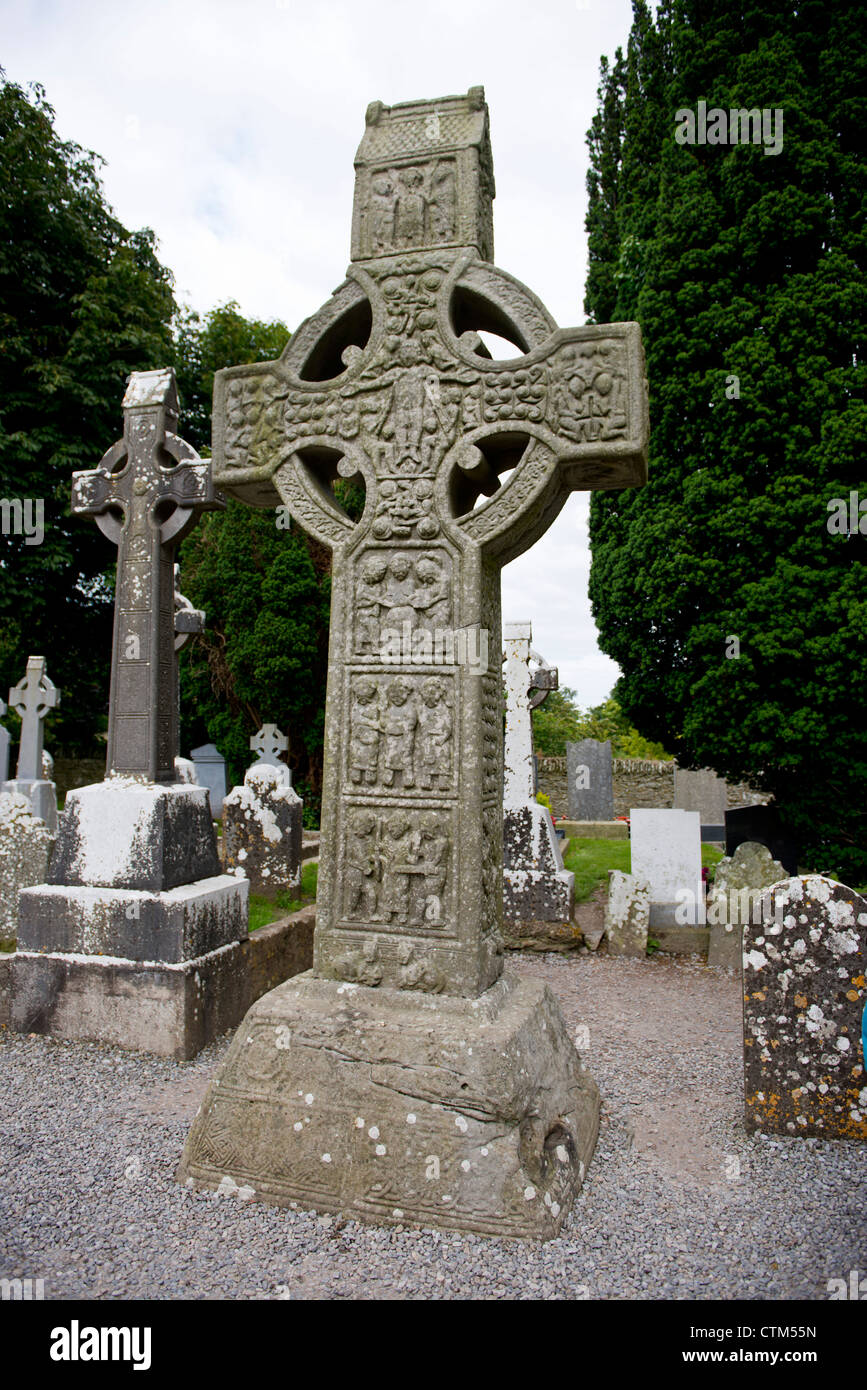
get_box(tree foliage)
[585,1,867,880]
[0,73,176,754]
[532,688,670,759]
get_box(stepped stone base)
[10,938,250,1059]
[177,969,600,1240]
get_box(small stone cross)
[250,723,288,767]
[211,88,648,995]
[0,696,10,784]
[72,369,223,782]
[8,656,59,782]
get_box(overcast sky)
[2,0,639,705]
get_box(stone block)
[48,781,220,891]
[604,870,650,958]
[18,874,247,963]
[708,921,742,970]
[566,740,614,821]
[630,808,705,926]
[743,875,867,1138]
[223,763,303,897]
[248,905,315,1001]
[10,938,251,1060]
[177,969,600,1239]
[2,780,58,834]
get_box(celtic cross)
[8,655,59,783]
[72,369,223,783]
[212,88,648,994]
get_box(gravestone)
[0,699,9,785]
[223,760,303,897]
[190,743,227,817]
[707,840,786,970]
[604,870,650,958]
[12,369,250,1059]
[0,793,54,948]
[566,739,614,822]
[743,875,866,1139]
[179,87,648,1237]
[249,723,288,768]
[674,766,726,841]
[502,622,574,948]
[630,808,705,928]
[725,803,798,876]
[2,656,60,832]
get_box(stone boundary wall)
[536,756,770,819]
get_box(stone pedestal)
[223,763,303,897]
[177,969,600,1239]
[503,803,575,949]
[11,780,249,1059]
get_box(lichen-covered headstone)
[707,840,786,969]
[604,870,650,958]
[743,875,867,1139]
[0,792,54,947]
[223,762,303,897]
[178,87,649,1238]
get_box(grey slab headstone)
[743,875,867,1139]
[674,766,726,825]
[190,743,227,816]
[630,808,705,927]
[179,86,649,1237]
[12,373,249,1060]
[566,738,614,821]
[71,368,224,783]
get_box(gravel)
[1,951,865,1300]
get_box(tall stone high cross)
[211,87,647,994]
[72,369,223,783]
[180,89,647,1239]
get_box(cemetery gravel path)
[1,952,864,1301]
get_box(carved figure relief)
[548,342,629,443]
[342,808,452,930]
[347,670,454,791]
[352,549,452,658]
[365,160,458,254]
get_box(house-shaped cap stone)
[351,86,494,262]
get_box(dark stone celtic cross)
[72,369,223,783]
[212,87,648,994]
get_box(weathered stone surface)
[177,969,600,1238]
[48,781,220,891]
[0,793,54,945]
[181,86,647,1233]
[673,766,727,824]
[18,874,246,963]
[223,762,303,897]
[190,743,226,816]
[10,940,251,1061]
[743,875,867,1139]
[604,870,650,958]
[71,369,223,783]
[174,756,199,784]
[0,697,9,784]
[707,842,787,970]
[566,739,614,822]
[630,808,705,927]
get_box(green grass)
[562,837,726,902]
[248,861,318,932]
